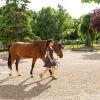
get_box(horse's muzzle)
[59,54,63,58]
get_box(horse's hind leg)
[9,57,15,76]
[30,58,37,78]
[15,58,21,76]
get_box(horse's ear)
[44,39,52,50]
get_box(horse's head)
[53,42,63,58]
[45,40,63,58]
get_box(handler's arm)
[47,51,53,63]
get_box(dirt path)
[0,50,100,100]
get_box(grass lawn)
[64,44,84,49]
[96,50,100,52]
[64,43,100,50]
[0,51,8,55]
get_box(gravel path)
[0,50,100,100]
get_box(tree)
[56,5,73,41]
[31,5,73,41]
[78,13,95,47]
[31,7,59,40]
[89,9,100,32]
[81,0,100,3]
[69,19,80,40]
[0,0,31,45]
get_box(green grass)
[64,44,84,49]
[93,43,100,47]
[96,50,100,52]
[64,43,100,49]
[0,51,8,54]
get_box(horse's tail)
[8,44,11,69]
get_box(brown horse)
[8,40,63,77]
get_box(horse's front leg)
[30,58,37,78]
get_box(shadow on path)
[0,76,18,84]
[83,53,100,60]
[0,76,52,100]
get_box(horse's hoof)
[18,74,21,76]
[31,75,33,78]
[9,74,12,77]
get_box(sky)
[0,0,100,18]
